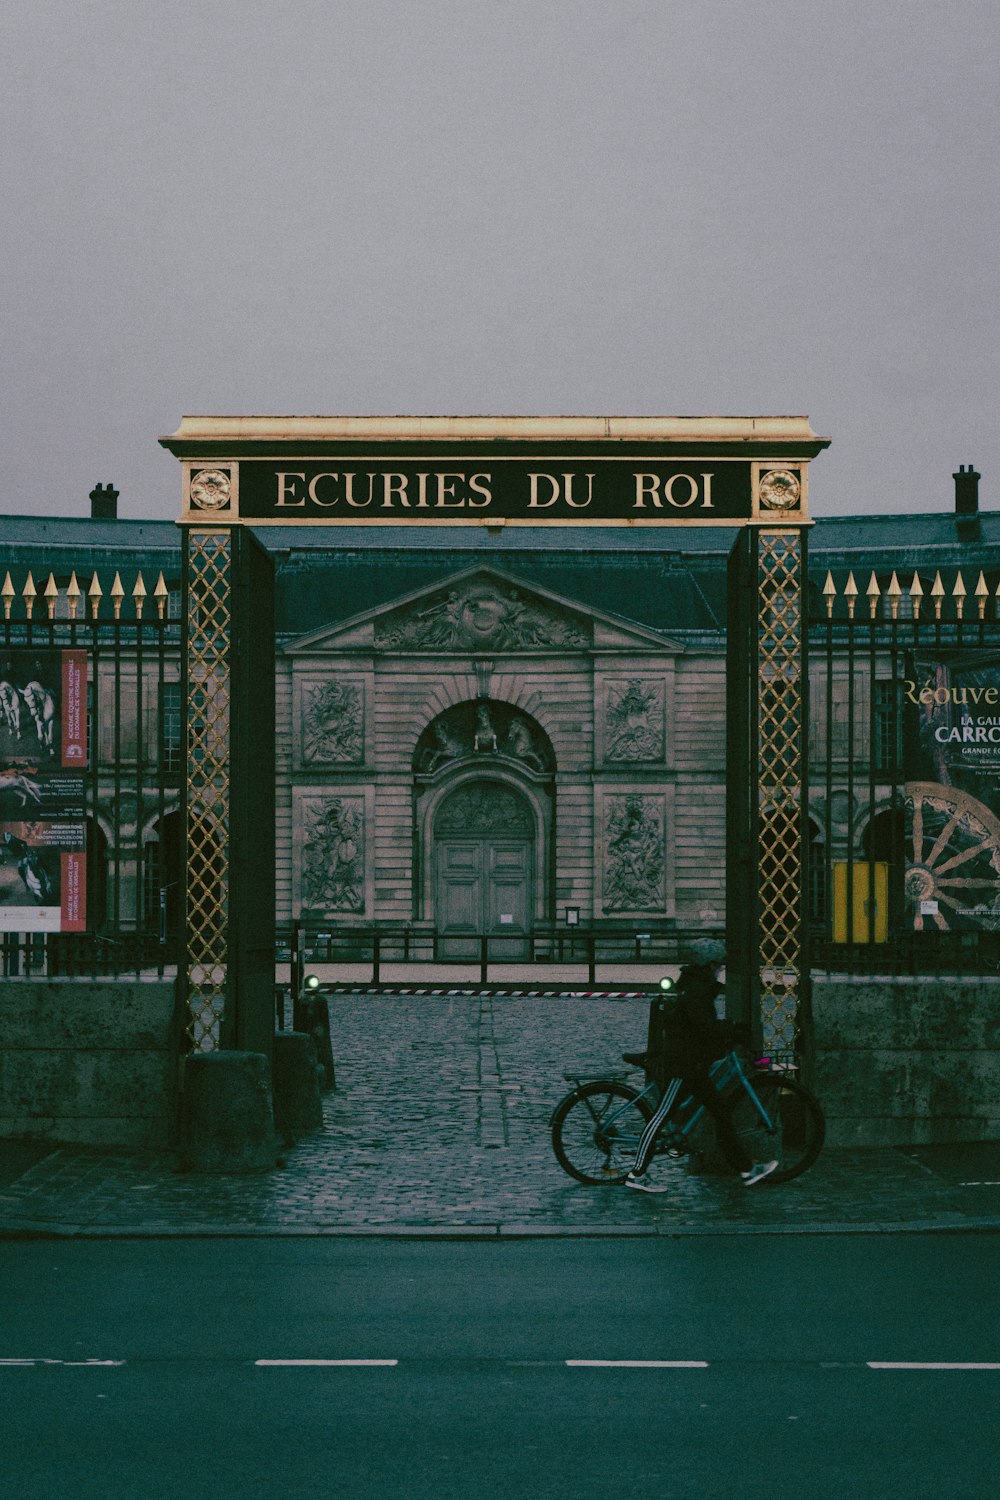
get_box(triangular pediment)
[285,566,679,654]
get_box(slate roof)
[1,507,996,639]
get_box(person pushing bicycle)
[625,940,779,1192]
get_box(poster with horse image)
[0,649,88,931]
[0,820,86,932]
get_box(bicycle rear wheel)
[729,1072,825,1184]
[551,1080,653,1185]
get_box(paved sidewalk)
[2,993,999,1238]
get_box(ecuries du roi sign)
[162,416,829,527]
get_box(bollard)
[272,1031,323,1138]
[293,975,335,1091]
[180,1052,275,1173]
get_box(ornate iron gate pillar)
[181,526,233,1051]
[180,519,275,1057]
[727,520,810,1066]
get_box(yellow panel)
[832,861,889,943]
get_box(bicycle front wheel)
[551,1080,653,1185]
[729,1073,825,1184]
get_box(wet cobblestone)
[1,993,998,1236]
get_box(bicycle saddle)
[622,1051,648,1066]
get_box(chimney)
[89,483,119,520]
[953,465,980,517]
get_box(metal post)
[181,527,233,1052]
[290,919,302,1004]
[754,524,809,1066]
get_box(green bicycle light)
[303,974,321,991]
[658,976,674,993]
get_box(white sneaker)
[741,1159,779,1187]
[625,1172,669,1194]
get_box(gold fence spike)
[931,570,945,620]
[133,573,147,619]
[822,571,837,618]
[88,571,103,620]
[886,571,902,621]
[2,571,15,621]
[153,571,169,620]
[975,571,989,620]
[110,571,125,620]
[66,571,81,621]
[23,571,36,620]
[953,571,966,620]
[44,573,59,621]
[844,571,858,619]
[909,572,923,620]
[867,571,881,619]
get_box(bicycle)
[550,1047,825,1187]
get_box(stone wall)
[810,974,1000,1146]
[0,980,178,1147]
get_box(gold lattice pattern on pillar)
[185,531,232,1052]
[757,531,803,1059]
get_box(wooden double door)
[434,783,535,959]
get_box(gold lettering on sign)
[344,473,377,507]
[437,473,465,508]
[564,472,594,508]
[632,472,715,509]
[528,473,560,508]
[308,473,339,506]
[276,472,307,507]
[382,473,409,507]
[468,473,493,508]
[526,473,594,508]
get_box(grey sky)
[2,1,997,522]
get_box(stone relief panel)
[297,676,365,766]
[299,794,365,913]
[436,782,534,837]
[604,678,665,763]
[603,792,666,912]
[376,578,589,652]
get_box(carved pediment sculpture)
[414,701,554,775]
[376,579,589,652]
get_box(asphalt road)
[2,1235,998,1499]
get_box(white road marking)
[867,1362,1000,1370]
[565,1360,708,1369]
[0,1358,125,1367]
[255,1359,398,1367]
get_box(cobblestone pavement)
[2,993,999,1238]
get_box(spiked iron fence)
[0,566,182,979]
[808,564,1000,974]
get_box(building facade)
[2,461,998,965]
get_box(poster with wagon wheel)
[903,651,1000,933]
[0,649,87,932]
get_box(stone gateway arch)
[160,415,829,1066]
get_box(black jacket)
[644,964,743,1080]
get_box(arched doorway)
[434,781,535,958]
